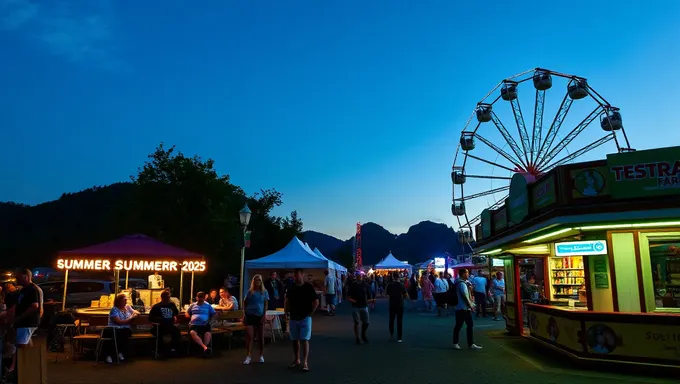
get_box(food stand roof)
[375,252,411,270]
[57,234,204,259]
[245,236,334,269]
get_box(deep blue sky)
[2,1,679,240]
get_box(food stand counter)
[526,304,680,367]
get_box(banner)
[355,223,363,268]
[528,310,583,352]
[584,322,680,361]
[607,146,680,199]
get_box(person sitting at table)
[106,293,140,364]
[206,289,220,305]
[186,291,216,356]
[218,288,238,311]
[149,290,180,356]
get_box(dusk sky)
[2,0,679,240]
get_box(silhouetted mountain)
[303,221,466,266]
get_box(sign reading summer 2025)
[607,146,680,199]
[554,240,608,256]
[56,258,206,272]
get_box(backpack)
[449,280,462,306]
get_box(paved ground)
[47,299,676,384]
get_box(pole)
[239,225,246,303]
[190,271,195,302]
[61,269,69,311]
[114,269,120,295]
[125,270,129,290]
[179,271,184,309]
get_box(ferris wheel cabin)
[458,230,473,243]
[600,109,623,131]
[475,104,492,122]
[451,202,465,216]
[500,81,518,101]
[451,170,466,185]
[460,133,475,151]
[567,78,589,99]
[533,70,553,90]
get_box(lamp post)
[239,204,252,303]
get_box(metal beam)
[473,133,525,171]
[454,186,509,201]
[543,134,614,170]
[510,96,531,166]
[530,89,545,166]
[490,112,525,167]
[465,153,517,173]
[535,91,573,167]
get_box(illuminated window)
[648,238,680,309]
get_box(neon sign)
[56,259,206,272]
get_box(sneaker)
[243,356,251,365]
[470,344,482,350]
[118,353,125,361]
[105,356,113,364]
[259,356,264,364]
[397,339,403,343]
[452,344,461,350]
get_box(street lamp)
[239,204,252,302]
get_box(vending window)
[648,239,680,310]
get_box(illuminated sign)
[492,259,504,267]
[554,241,607,257]
[56,259,206,272]
[434,258,445,268]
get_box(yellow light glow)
[578,221,680,231]
[480,248,503,255]
[523,228,573,243]
[506,245,550,255]
[56,259,206,272]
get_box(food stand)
[473,146,680,367]
[55,234,206,313]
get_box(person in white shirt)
[433,273,449,317]
[471,271,489,318]
[324,270,336,315]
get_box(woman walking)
[243,274,269,365]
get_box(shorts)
[325,294,336,305]
[189,325,211,336]
[15,327,37,345]
[352,307,370,324]
[244,314,264,326]
[289,317,312,341]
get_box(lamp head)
[239,204,252,226]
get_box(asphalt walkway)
[46,299,676,384]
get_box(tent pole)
[190,272,194,302]
[179,271,184,309]
[114,269,120,295]
[125,270,129,289]
[61,269,69,311]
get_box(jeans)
[388,306,404,339]
[452,310,474,347]
[151,324,181,354]
[474,291,487,317]
[494,293,505,318]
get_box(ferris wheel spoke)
[465,174,512,181]
[509,96,531,165]
[536,106,603,171]
[543,134,614,170]
[490,113,526,166]
[530,89,546,166]
[453,186,509,202]
[473,134,525,171]
[535,92,574,167]
[465,153,517,173]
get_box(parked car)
[39,279,117,308]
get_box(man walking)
[285,268,319,372]
[14,269,43,348]
[347,272,374,344]
[323,270,336,315]
[386,271,410,342]
[452,268,482,350]
[471,271,488,318]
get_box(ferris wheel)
[451,68,634,247]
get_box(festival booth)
[372,252,412,276]
[245,237,342,309]
[472,146,680,368]
[55,234,205,314]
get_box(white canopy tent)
[374,252,412,273]
[312,247,347,274]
